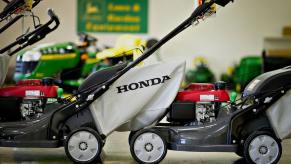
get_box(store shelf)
[264,37,291,50]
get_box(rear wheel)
[244,131,282,164]
[65,128,102,163]
[128,131,136,145]
[235,146,244,157]
[130,129,167,164]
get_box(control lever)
[0,9,60,56]
[0,0,41,34]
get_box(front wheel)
[130,129,167,164]
[244,131,282,164]
[235,146,244,158]
[128,131,136,145]
[65,128,103,163]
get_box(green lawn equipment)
[13,33,101,92]
[221,56,262,92]
[13,34,150,93]
[94,35,147,71]
[184,57,215,86]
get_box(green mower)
[13,34,150,92]
[13,33,100,92]
[221,56,262,92]
[184,57,215,86]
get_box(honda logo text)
[117,75,171,93]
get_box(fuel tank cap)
[214,81,227,90]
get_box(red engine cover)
[185,83,215,91]
[17,79,43,86]
[176,83,230,102]
[0,79,58,98]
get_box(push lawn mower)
[119,1,290,164]
[1,0,290,164]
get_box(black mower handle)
[0,9,60,56]
[47,8,59,24]
[0,0,41,33]
[49,0,235,137]
[75,0,235,107]
[214,0,233,7]
[26,8,60,45]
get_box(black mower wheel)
[235,146,244,158]
[128,131,136,145]
[243,131,282,164]
[130,129,167,164]
[65,128,103,164]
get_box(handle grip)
[26,8,60,45]
[0,9,60,56]
[47,8,60,28]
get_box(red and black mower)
[0,0,61,122]
[1,0,290,164]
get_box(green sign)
[77,0,148,33]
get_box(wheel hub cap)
[68,131,99,162]
[259,145,268,155]
[145,143,154,152]
[133,132,165,163]
[79,142,88,151]
[248,135,279,164]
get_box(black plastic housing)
[214,81,226,90]
[167,102,196,122]
[244,67,291,96]
[0,97,22,121]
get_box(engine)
[195,102,216,124]
[20,98,45,120]
[167,82,230,125]
[0,78,61,121]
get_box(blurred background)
[1,0,291,80]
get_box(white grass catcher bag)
[0,54,10,86]
[267,90,291,140]
[90,61,185,135]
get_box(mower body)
[128,66,291,163]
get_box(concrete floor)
[0,132,291,164]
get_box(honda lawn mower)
[118,1,290,164]
[1,0,290,164]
